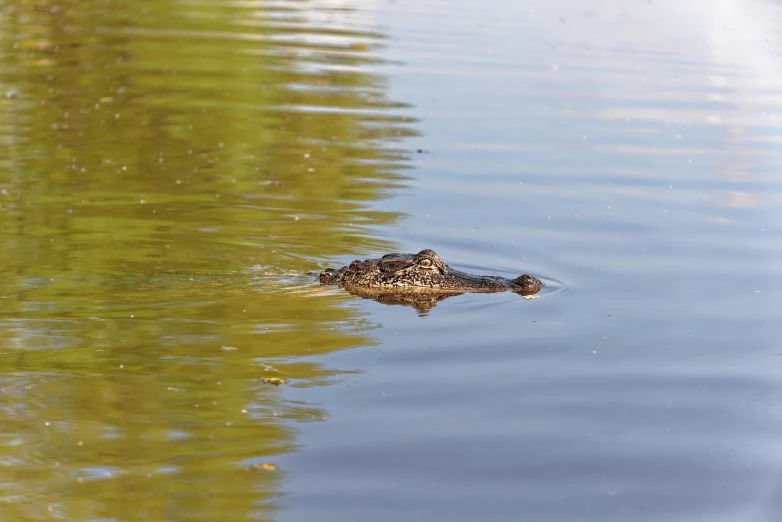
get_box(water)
[1,0,781,520]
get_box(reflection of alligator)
[319,249,543,313]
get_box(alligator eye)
[418,259,433,268]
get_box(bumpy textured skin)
[319,249,543,295]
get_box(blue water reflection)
[282,1,782,521]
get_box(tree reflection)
[0,1,417,519]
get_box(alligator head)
[319,249,543,313]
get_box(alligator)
[319,249,542,313]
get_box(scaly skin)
[320,249,543,295]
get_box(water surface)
[1,0,781,521]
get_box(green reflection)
[0,0,416,519]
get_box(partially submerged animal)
[320,249,543,296]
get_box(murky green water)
[2,0,782,521]
[0,1,414,519]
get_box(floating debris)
[250,462,278,472]
[261,377,286,386]
[523,294,540,300]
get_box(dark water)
[1,0,781,520]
